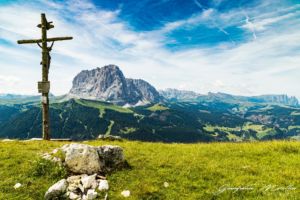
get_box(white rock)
[86,189,98,200]
[13,183,22,189]
[42,153,52,160]
[29,138,43,141]
[81,174,97,189]
[52,157,62,163]
[44,179,68,200]
[67,175,85,193]
[98,180,109,191]
[52,149,59,154]
[164,182,169,188]
[69,192,80,200]
[121,190,130,197]
[62,144,102,175]
[2,139,14,142]
[67,183,79,192]
[67,175,84,184]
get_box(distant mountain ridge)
[206,92,299,107]
[0,94,36,99]
[69,65,161,106]
[159,88,203,101]
[159,89,299,107]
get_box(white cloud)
[0,0,299,100]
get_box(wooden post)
[17,13,72,140]
[41,13,50,140]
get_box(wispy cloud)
[0,0,299,99]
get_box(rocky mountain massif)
[69,65,160,106]
[0,65,299,142]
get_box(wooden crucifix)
[17,13,72,140]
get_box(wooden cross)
[17,13,73,140]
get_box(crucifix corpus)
[17,13,73,140]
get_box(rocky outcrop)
[43,143,126,200]
[69,65,161,106]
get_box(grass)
[105,120,115,135]
[291,111,300,116]
[288,126,300,130]
[147,104,169,111]
[120,127,137,134]
[0,140,299,200]
[204,123,277,140]
[75,99,133,117]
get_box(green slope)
[0,140,299,199]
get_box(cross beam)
[17,37,73,44]
[17,13,72,140]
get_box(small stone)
[163,182,169,188]
[81,174,97,189]
[52,157,62,163]
[44,179,68,200]
[14,183,22,189]
[42,153,52,160]
[98,180,109,191]
[67,183,79,192]
[121,190,130,197]
[67,175,84,183]
[86,189,98,200]
[69,192,80,200]
[52,149,59,154]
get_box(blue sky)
[0,0,300,98]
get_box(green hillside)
[0,140,299,200]
[0,98,300,142]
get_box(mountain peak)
[69,65,160,106]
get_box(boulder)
[97,145,125,171]
[62,144,102,175]
[44,179,68,200]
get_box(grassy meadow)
[0,140,299,200]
